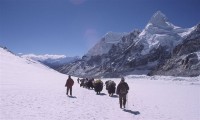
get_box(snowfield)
[0,47,200,120]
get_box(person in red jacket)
[65,75,74,96]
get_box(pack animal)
[105,80,116,96]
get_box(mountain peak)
[152,11,167,19]
[105,31,115,35]
[86,32,126,57]
[149,11,168,26]
[144,10,179,31]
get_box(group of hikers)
[65,75,129,109]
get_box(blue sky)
[0,0,200,57]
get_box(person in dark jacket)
[116,77,129,108]
[65,75,74,96]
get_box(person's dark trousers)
[67,87,72,96]
[119,94,126,108]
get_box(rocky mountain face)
[57,30,141,77]
[149,24,200,77]
[57,11,200,78]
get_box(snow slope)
[0,47,200,120]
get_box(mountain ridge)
[57,11,200,78]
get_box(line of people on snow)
[65,75,129,109]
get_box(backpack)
[119,83,127,94]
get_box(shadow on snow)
[68,96,77,98]
[123,109,140,115]
[97,93,107,96]
[110,95,118,98]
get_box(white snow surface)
[1,47,200,120]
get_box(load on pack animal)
[93,80,103,94]
[80,78,94,89]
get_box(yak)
[105,80,116,96]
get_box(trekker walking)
[65,75,74,96]
[116,77,129,108]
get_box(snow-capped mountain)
[21,54,80,69]
[136,11,193,55]
[86,32,127,57]
[57,11,200,78]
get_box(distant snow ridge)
[86,32,127,56]
[21,54,80,64]
[21,54,79,69]
[22,54,66,61]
